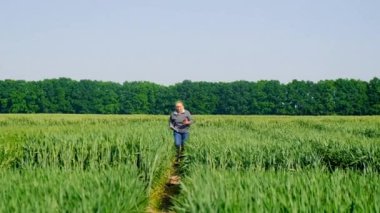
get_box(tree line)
[0,77,379,115]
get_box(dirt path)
[148,154,185,213]
[158,160,182,212]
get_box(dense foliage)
[0,77,379,115]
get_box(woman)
[168,100,193,157]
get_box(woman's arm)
[169,115,174,129]
[183,111,193,125]
[169,114,178,131]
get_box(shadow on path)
[158,153,185,212]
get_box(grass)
[0,114,379,212]
[0,167,147,213]
[174,115,380,212]
[0,114,174,212]
[174,167,380,212]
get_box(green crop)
[0,114,174,212]
[174,167,380,212]
[174,115,380,212]
[0,114,379,212]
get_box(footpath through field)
[148,151,185,213]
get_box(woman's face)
[175,103,184,112]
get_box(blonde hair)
[175,100,184,106]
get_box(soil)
[148,153,184,213]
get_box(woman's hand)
[183,118,191,125]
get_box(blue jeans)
[173,131,189,147]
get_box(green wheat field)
[0,114,379,212]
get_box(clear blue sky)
[1,0,379,85]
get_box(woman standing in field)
[169,100,193,157]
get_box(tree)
[334,79,369,115]
[0,78,377,115]
[368,77,380,115]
